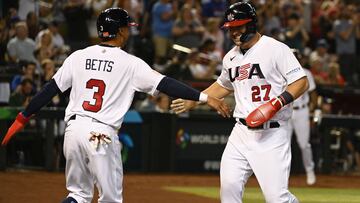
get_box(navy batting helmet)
[97,8,138,39]
[222,2,257,42]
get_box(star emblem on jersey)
[227,13,235,21]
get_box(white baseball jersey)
[217,35,306,121]
[293,69,315,108]
[53,45,164,129]
[219,35,303,203]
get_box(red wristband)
[17,112,31,124]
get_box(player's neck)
[240,32,261,50]
[99,38,124,48]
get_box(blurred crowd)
[0,0,359,112]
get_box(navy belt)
[236,118,280,129]
[69,115,100,123]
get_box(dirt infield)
[0,170,360,203]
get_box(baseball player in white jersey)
[1,8,230,203]
[171,2,309,203]
[289,49,317,185]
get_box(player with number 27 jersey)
[54,45,164,129]
[218,36,305,121]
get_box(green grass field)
[165,186,360,203]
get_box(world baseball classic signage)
[173,113,233,172]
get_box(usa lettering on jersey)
[228,63,265,82]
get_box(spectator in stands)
[187,50,216,80]
[326,62,345,86]
[203,17,224,55]
[151,0,176,71]
[333,4,360,86]
[0,20,11,65]
[284,13,309,53]
[26,11,40,40]
[10,60,37,92]
[9,78,34,107]
[62,0,92,51]
[17,0,37,21]
[6,21,36,64]
[34,30,56,64]
[172,4,205,49]
[36,20,63,49]
[198,38,222,74]
[40,59,56,85]
[309,39,331,72]
[6,8,21,40]
[180,0,202,20]
[36,20,70,66]
[310,56,327,85]
[40,59,62,107]
[38,1,54,26]
[318,6,339,53]
[163,51,192,80]
[201,0,226,18]
[262,4,282,37]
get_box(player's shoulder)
[261,35,289,49]
[261,35,294,57]
[123,51,148,67]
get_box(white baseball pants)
[220,123,298,203]
[289,107,315,173]
[63,115,122,203]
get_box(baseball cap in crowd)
[316,39,329,49]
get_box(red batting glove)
[1,112,31,146]
[245,97,283,128]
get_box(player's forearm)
[202,82,232,99]
[285,76,309,100]
[156,77,207,102]
[22,79,62,117]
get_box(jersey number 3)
[82,79,106,112]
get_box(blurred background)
[0,0,359,177]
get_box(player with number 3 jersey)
[1,8,230,203]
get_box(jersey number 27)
[251,84,271,102]
[82,79,106,112]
